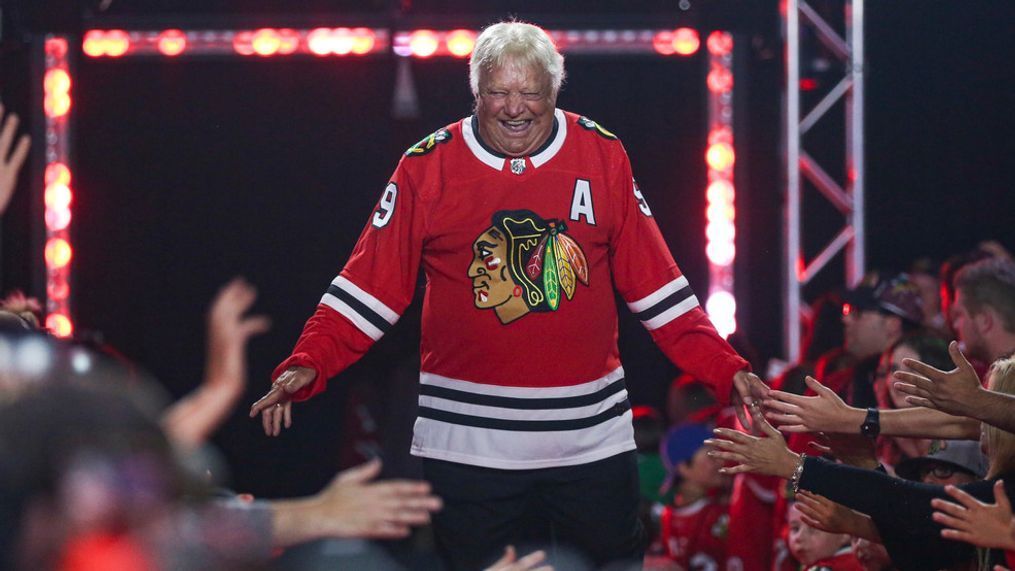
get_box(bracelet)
[790,453,807,494]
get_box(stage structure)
[34,24,737,339]
[783,0,865,362]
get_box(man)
[250,21,765,569]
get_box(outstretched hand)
[485,546,554,571]
[731,370,770,431]
[795,490,879,541]
[931,480,1015,551]
[249,365,316,436]
[763,376,861,434]
[705,403,800,479]
[0,104,31,215]
[893,341,984,417]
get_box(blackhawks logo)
[468,210,590,325]
[577,116,617,140]
[405,128,452,156]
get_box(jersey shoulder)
[403,119,464,158]
[566,111,620,142]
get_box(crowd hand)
[0,104,31,215]
[731,370,771,431]
[249,365,315,436]
[931,480,1015,551]
[206,278,271,392]
[796,491,878,540]
[894,341,984,417]
[485,546,554,571]
[705,404,800,479]
[808,432,878,470]
[298,458,443,541]
[764,376,857,434]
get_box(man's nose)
[504,93,525,116]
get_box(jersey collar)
[462,108,567,171]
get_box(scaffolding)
[783,0,864,363]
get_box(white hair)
[469,21,565,98]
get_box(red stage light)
[331,28,355,55]
[45,183,72,210]
[707,31,733,57]
[232,31,255,56]
[45,238,73,269]
[308,28,333,55]
[446,29,477,58]
[706,241,736,267]
[278,29,300,54]
[706,201,735,224]
[157,30,187,56]
[48,277,70,301]
[706,179,734,204]
[706,220,736,243]
[45,163,72,186]
[706,142,735,171]
[707,66,733,93]
[46,37,69,58]
[44,69,71,94]
[673,28,700,56]
[351,28,376,55]
[251,29,282,56]
[409,30,439,58]
[83,31,105,57]
[46,313,74,338]
[800,77,818,91]
[652,31,676,56]
[45,208,72,231]
[708,126,732,145]
[104,30,130,57]
[44,94,71,118]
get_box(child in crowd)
[787,502,862,571]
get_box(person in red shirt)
[787,502,862,571]
[249,20,766,570]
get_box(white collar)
[461,108,567,171]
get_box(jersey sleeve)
[607,142,748,405]
[274,158,426,401]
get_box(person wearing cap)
[645,422,730,570]
[894,439,987,486]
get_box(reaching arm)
[0,104,31,215]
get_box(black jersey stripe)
[633,284,695,322]
[326,284,393,334]
[419,378,627,410]
[417,400,631,432]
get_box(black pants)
[423,451,644,570]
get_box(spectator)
[0,103,31,215]
[786,501,862,570]
[894,439,987,486]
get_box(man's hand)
[795,491,879,541]
[931,480,1015,551]
[705,404,800,479]
[893,341,985,417]
[0,104,31,215]
[206,278,271,393]
[485,546,553,571]
[249,366,316,436]
[271,458,443,545]
[731,370,770,431]
[808,431,878,470]
[763,376,863,434]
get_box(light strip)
[43,35,74,338]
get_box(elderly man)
[251,21,765,569]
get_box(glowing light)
[45,238,73,269]
[83,31,106,57]
[45,163,71,186]
[706,142,735,171]
[350,28,376,55]
[706,202,735,223]
[104,30,130,57]
[17,336,53,372]
[707,66,733,93]
[308,28,333,55]
[278,29,300,54]
[44,69,71,95]
[48,277,70,301]
[157,30,187,56]
[673,28,700,56]
[706,179,734,204]
[331,28,355,55]
[232,31,255,56]
[706,241,736,267]
[800,77,818,91]
[409,30,439,58]
[46,313,74,338]
[45,208,72,231]
[446,29,477,57]
[707,31,733,57]
[72,349,93,373]
[652,31,676,56]
[708,127,732,145]
[251,28,282,56]
[44,95,71,118]
[45,183,72,210]
[46,37,69,58]
[706,291,737,337]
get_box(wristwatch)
[860,407,880,439]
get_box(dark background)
[0,0,1013,497]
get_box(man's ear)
[973,307,995,335]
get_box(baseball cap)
[895,439,988,482]
[845,273,924,325]
[659,421,714,492]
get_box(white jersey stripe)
[461,116,506,171]
[332,275,399,324]
[419,366,625,399]
[321,293,384,341]
[627,275,690,313]
[642,295,700,330]
[530,109,568,167]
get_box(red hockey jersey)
[654,496,730,571]
[275,109,747,469]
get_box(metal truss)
[783,0,865,362]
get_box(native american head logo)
[468,210,590,325]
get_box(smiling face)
[475,60,556,157]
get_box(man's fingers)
[514,548,548,568]
[9,134,29,171]
[803,376,833,396]
[949,340,977,376]
[932,510,971,532]
[707,450,747,464]
[994,480,1011,511]
[713,427,756,443]
[939,528,972,543]
[272,405,283,436]
[931,497,969,519]
[903,396,935,409]
[901,357,947,380]
[718,464,753,475]
[0,112,19,157]
[762,399,800,414]
[284,401,292,428]
[750,405,780,438]
[764,412,802,426]
[807,441,832,454]
[891,381,928,398]
[335,457,382,484]
[249,387,284,417]
[943,484,983,509]
[768,389,809,406]
[261,408,272,436]
[242,315,272,337]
